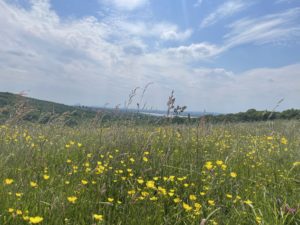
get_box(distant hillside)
[0,92,98,125]
[1,92,299,126]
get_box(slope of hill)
[0,92,98,125]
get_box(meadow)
[0,121,299,225]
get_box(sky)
[0,0,300,113]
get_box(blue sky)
[0,0,300,113]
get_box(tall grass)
[0,121,299,224]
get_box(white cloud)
[200,0,251,28]
[112,21,193,42]
[164,43,222,61]
[0,0,299,113]
[224,7,300,48]
[99,0,148,11]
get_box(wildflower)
[8,208,14,213]
[200,192,206,196]
[30,181,38,188]
[146,180,155,189]
[143,157,148,162]
[174,198,181,203]
[81,180,88,185]
[150,196,158,201]
[189,195,197,201]
[23,216,29,221]
[129,158,135,163]
[204,161,213,170]
[107,198,114,202]
[182,203,192,211]
[128,190,136,195]
[4,178,14,185]
[194,203,202,210]
[16,209,22,215]
[16,192,23,197]
[43,175,50,180]
[67,196,77,203]
[141,191,149,197]
[208,200,215,206]
[244,199,253,205]
[281,137,288,145]
[77,143,82,147]
[29,216,43,224]
[221,164,227,170]
[226,194,233,199]
[256,216,262,224]
[93,214,103,221]
[137,178,144,184]
[230,172,237,178]
[216,160,223,166]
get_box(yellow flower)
[93,214,103,221]
[16,192,23,197]
[30,181,38,188]
[267,136,273,140]
[107,197,114,202]
[208,200,215,206]
[8,208,14,213]
[143,157,148,162]
[5,178,14,185]
[281,137,288,145]
[244,199,253,205]
[23,216,29,221]
[43,175,50,180]
[256,216,262,224]
[128,190,136,195]
[189,195,197,201]
[129,158,135,163]
[77,143,82,147]
[137,178,144,184]
[204,161,213,170]
[146,180,156,189]
[173,198,181,203]
[150,196,158,201]
[226,194,233,199]
[216,160,223,166]
[81,180,88,185]
[67,196,77,203]
[221,164,227,170]
[29,216,43,224]
[16,209,22,215]
[194,203,202,210]
[230,172,237,178]
[141,191,149,197]
[182,203,192,211]
[200,192,206,196]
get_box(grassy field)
[0,121,299,225]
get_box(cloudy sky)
[1,0,300,113]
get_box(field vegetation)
[0,120,299,224]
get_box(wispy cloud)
[171,7,300,61]
[224,7,300,48]
[200,0,251,28]
[99,0,148,11]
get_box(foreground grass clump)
[0,122,299,225]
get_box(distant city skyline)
[0,0,300,113]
